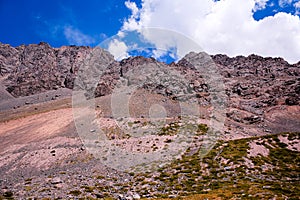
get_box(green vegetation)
[71,131,298,199]
[69,190,82,196]
[158,122,208,136]
[159,122,180,136]
[21,129,296,199]
[135,132,299,199]
[0,191,14,200]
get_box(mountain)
[0,42,299,199]
[1,42,299,136]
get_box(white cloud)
[121,0,300,63]
[64,26,95,46]
[125,1,139,18]
[295,0,300,8]
[279,0,293,7]
[254,0,269,11]
[294,0,300,14]
[108,39,129,60]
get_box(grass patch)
[136,132,300,199]
[69,190,82,196]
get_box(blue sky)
[0,0,141,47]
[0,0,299,63]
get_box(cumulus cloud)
[279,0,293,7]
[121,0,300,63]
[64,26,95,46]
[125,1,139,17]
[295,0,300,14]
[295,0,300,7]
[253,0,269,11]
[108,39,129,60]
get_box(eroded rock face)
[1,43,90,96]
[0,43,119,97]
[212,54,300,106]
[0,43,299,136]
[211,54,300,137]
[1,43,298,104]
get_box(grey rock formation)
[0,42,299,135]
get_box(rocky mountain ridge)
[0,42,299,138]
[0,42,299,99]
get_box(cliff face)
[0,42,92,96]
[1,42,299,102]
[0,42,299,137]
[212,54,299,106]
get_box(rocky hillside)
[0,43,299,199]
[1,43,299,101]
[0,42,299,138]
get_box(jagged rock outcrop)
[0,43,124,98]
[1,43,299,104]
[211,54,299,105]
[1,43,91,96]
